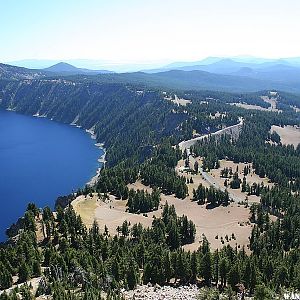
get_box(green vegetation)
[126,188,160,213]
[3,196,300,299]
[192,184,230,207]
[0,73,300,299]
[0,203,196,299]
[189,107,300,296]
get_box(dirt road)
[179,118,243,154]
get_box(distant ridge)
[143,56,300,73]
[1,60,300,93]
[0,63,46,79]
[7,56,300,73]
[44,62,113,75]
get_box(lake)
[0,109,103,240]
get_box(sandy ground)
[73,154,269,251]
[208,159,273,204]
[175,159,261,251]
[73,174,253,251]
[72,194,100,228]
[72,192,156,234]
[129,178,252,251]
[161,195,252,252]
[72,121,270,252]
[164,94,191,106]
[271,125,300,147]
[230,102,280,112]
[230,96,281,113]
[230,103,271,111]
[178,158,273,203]
[261,96,280,111]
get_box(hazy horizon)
[5,55,300,73]
[1,0,300,64]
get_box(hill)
[44,62,113,75]
[0,63,46,80]
[233,64,300,82]
[91,69,300,93]
[2,61,300,94]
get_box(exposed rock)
[123,284,199,300]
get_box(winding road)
[178,117,243,153]
[178,118,245,203]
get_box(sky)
[1,0,300,64]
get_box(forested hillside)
[59,70,300,93]
[189,110,300,296]
[1,78,285,166]
[0,69,300,299]
[0,64,46,80]
[0,79,187,165]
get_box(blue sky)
[1,0,300,63]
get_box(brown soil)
[73,159,268,252]
[271,125,300,147]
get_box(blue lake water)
[0,109,103,240]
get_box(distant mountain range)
[5,59,167,73]
[5,56,300,76]
[6,56,300,72]
[143,57,300,73]
[1,57,300,93]
[108,69,299,93]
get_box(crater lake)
[0,109,103,240]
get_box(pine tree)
[0,267,13,289]
[212,250,219,286]
[228,263,240,290]
[254,284,274,300]
[32,260,42,276]
[126,261,138,289]
[191,251,198,281]
[19,261,31,283]
[219,257,228,287]
[201,252,212,285]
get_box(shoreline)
[29,109,107,187]
[0,109,107,240]
[87,147,106,186]
[85,128,106,187]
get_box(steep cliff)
[0,78,187,165]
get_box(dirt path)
[188,156,242,203]
[73,120,254,251]
[164,94,191,106]
[178,119,244,202]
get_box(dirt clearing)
[271,125,300,147]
